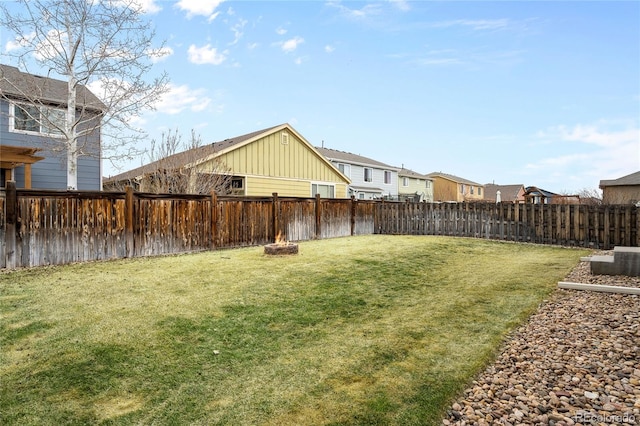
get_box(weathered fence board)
[1,182,638,270]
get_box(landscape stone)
[442,253,640,425]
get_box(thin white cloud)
[247,42,259,50]
[417,57,464,66]
[280,36,304,53]
[325,45,335,53]
[175,0,225,21]
[404,47,523,68]
[430,19,510,31]
[389,0,410,12]
[5,32,35,52]
[526,120,640,190]
[187,44,227,65]
[229,19,247,46]
[155,84,212,115]
[276,27,287,36]
[326,1,382,20]
[134,0,162,14]
[111,0,161,14]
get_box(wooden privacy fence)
[1,181,638,269]
[0,182,375,269]
[375,201,639,248]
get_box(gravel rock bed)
[442,252,639,426]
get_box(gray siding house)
[0,64,103,190]
[316,147,399,200]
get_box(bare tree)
[104,129,234,195]
[0,0,169,189]
[577,187,602,206]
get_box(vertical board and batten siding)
[2,184,639,270]
[209,131,349,198]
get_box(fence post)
[5,181,17,269]
[272,192,279,241]
[350,196,356,236]
[315,193,321,239]
[125,186,134,258]
[210,191,218,249]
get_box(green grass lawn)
[0,235,588,425]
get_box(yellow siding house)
[398,168,433,202]
[426,172,484,202]
[105,123,351,198]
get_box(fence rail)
[1,182,638,269]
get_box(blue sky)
[5,0,640,193]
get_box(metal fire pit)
[264,242,299,255]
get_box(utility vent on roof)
[281,132,289,145]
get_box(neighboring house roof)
[315,147,399,171]
[425,172,482,186]
[524,186,558,197]
[0,64,105,111]
[398,168,432,180]
[484,184,524,202]
[599,171,640,187]
[105,123,347,183]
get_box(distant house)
[484,184,526,203]
[398,168,433,202]
[315,147,399,200]
[523,186,580,204]
[105,123,351,198]
[0,64,104,190]
[599,171,640,205]
[426,172,484,202]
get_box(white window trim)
[383,170,392,185]
[311,181,336,198]
[9,102,66,138]
[337,163,351,178]
[402,177,409,187]
[364,167,373,182]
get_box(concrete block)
[590,255,617,275]
[613,246,640,276]
[590,246,640,277]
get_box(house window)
[337,163,350,178]
[478,187,482,196]
[364,168,372,182]
[231,177,244,189]
[402,177,409,187]
[384,170,392,185]
[460,184,465,194]
[11,102,65,136]
[470,186,474,195]
[312,183,335,198]
[426,181,431,189]
[358,192,365,200]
